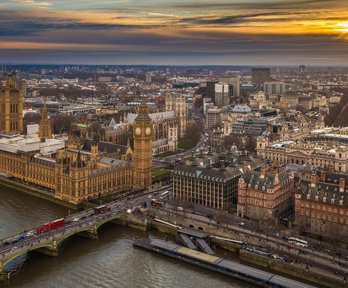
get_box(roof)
[178,228,208,239]
[83,139,128,155]
[294,170,348,206]
[241,169,291,190]
[173,164,242,182]
[127,111,175,123]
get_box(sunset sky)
[1,0,348,65]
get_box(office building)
[214,83,229,107]
[206,107,222,129]
[220,77,240,98]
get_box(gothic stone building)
[104,96,186,156]
[0,75,24,134]
[0,95,153,203]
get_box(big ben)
[133,101,153,190]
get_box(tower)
[0,73,24,134]
[165,95,186,138]
[133,101,153,190]
[176,97,187,138]
[39,97,52,141]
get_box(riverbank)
[124,214,347,288]
[1,178,345,288]
[0,177,79,210]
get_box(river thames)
[0,185,254,288]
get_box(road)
[0,186,170,264]
[149,202,348,281]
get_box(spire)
[39,96,52,141]
[135,100,151,121]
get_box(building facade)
[132,102,153,190]
[0,86,154,203]
[214,83,230,108]
[237,167,293,221]
[294,170,348,241]
[257,130,348,172]
[172,162,241,209]
[0,75,24,134]
[206,107,222,129]
[172,155,264,210]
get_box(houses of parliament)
[0,75,153,204]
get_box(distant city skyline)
[0,0,348,65]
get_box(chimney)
[311,174,318,187]
[339,177,345,193]
[243,164,250,173]
[260,166,267,179]
[320,171,326,182]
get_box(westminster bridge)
[0,197,142,281]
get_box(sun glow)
[335,22,348,32]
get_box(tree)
[245,136,257,153]
[325,89,348,126]
[178,121,203,150]
[223,134,242,149]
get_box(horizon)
[1,0,348,65]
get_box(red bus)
[51,218,65,229]
[35,218,66,233]
[94,205,108,214]
[36,223,51,233]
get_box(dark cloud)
[0,11,149,37]
[179,11,318,25]
[167,0,336,10]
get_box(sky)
[0,0,348,65]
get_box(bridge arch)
[1,242,55,272]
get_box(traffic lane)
[153,206,348,269]
[153,208,348,276]
[0,192,169,255]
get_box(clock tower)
[133,101,153,190]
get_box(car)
[239,222,245,226]
[26,231,34,237]
[72,217,79,222]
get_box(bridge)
[0,198,140,280]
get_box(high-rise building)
[145,72,152,83]
[133,102,153,190]
[206,106,222,129]
[263,82,286,96]
[251,68,271,84]
[220,77,240,98]
[214,83,229,107]
[299,65,306,73]
[206,80,218,101]
[0,75,24,134]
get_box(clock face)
[135,127,141,136]
[145,127,151,135]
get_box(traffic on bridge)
[0,198,140,280]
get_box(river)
[0,185,254,288]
